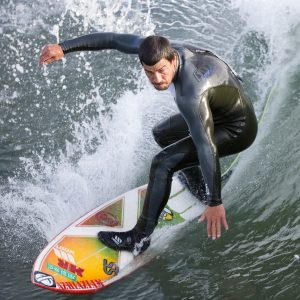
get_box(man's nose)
[152,72,162,83]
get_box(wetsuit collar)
[173,50,181,82]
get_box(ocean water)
[1,0,300,299]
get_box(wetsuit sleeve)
[59,32,144,55]
[176,77,222,206]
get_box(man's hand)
[39,44,64,65]
[199,204,229,240]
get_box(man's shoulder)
[172,41,211,54]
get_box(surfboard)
[31,176,205,294]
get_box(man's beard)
[152,82,170,90]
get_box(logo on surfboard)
[54,245,76,264]
[103,259,119,276]
[34,271,56,287]
[49,244,85,281]
[95,211,120,227]
[161,208,173,221]
[57,258,85,277]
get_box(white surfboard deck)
[31,176,205,294]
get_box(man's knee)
[150,149,182,176]
[151,150,175,174]
[152,120,169,147]
[152,126,162,146]
[151,150,167,171]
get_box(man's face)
[142,55,177,90]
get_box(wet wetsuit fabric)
[60,33,258,235]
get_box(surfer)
[39,33,257,255]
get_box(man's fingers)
[39,47,49,64]
[39,44,63,65]
[222,215,229,231]
[44,58,55,65]
[207,219,212,237]
[211,220,216,240]
[39,53,52,65]
[216,219,221,239]
[200,205,228,240]
[40,56,50,65]
[40,57,52,65]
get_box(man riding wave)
[40,33,257,255]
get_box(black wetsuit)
[60,33,258,237]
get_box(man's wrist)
[58,42,67,54]
[207,199,223,207]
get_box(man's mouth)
[153,82,166,87]
[152,83,169,90]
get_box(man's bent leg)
[99,136,199,255]
[152,114,189,147]
[98,100,257,254]
[136,136,200,234]
[152,114,205,199]
[137,99,258,236]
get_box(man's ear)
[172,53,177,67]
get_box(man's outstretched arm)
[59,32,144,54]
[39,32,144,65]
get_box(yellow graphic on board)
[40,236,119,291]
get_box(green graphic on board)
[138,187,185,227]
[157,206,185,228]
[47,263,77,282]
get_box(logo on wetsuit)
[193,67,212,82]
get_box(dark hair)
[138,35,175,66]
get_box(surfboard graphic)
[31,177,205,294]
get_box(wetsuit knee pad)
[150,151,169,174]
[152,118,174,148]
[151,150,189,180]
[152,126,167,147]
[152,115,189,148]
